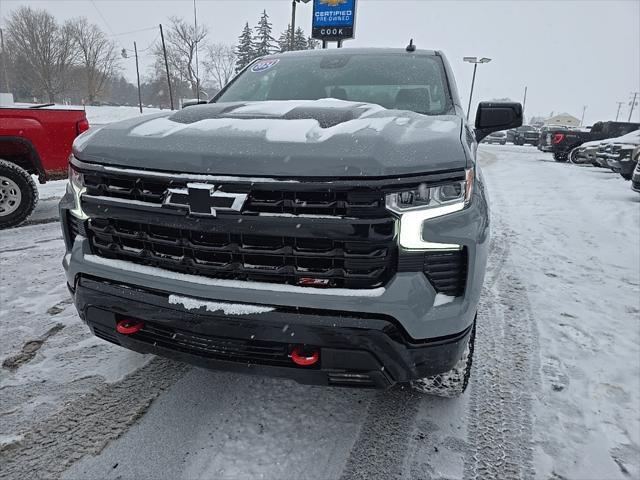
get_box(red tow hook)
[290,346,320,366]
[116,319,144,335]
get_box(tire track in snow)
[340,388,421,480]
[464,222,540,479]
[0,358,189,480]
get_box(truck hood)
[73,99,467,178]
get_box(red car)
[0,104,89,228]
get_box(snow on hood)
[73,99,467,178]
[128,99,425,144]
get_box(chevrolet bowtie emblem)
[320,0,348,6]
[163,183,247,217]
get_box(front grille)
[132,322,294,367]
[83,173,387,218]
[87,218,395,289]
[398,249,468,296]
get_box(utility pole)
[291,0,297,51]
[193,0,200,102]
[615,101,624,121]
[580,105,587,126]
[290,0,311,51]
[134,42,142,114]
[159,24,174,110]
[628,92,639,122]
[522,86,528,116]
[0,28,10,93]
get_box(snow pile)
[168,295,274,316]
[433,293,456,306]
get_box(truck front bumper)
[71,276,473,389]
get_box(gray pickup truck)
[60,47,521,396]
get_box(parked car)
[631,148,640,193]
[0,104,89,228]
[511,125,539,146]
[60,47,522,397]
[546,121,640,162]
[598,130,640,179]
[482,130,507,144]
[568,139,601,164]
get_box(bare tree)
[204,43,236,91]
[154,16,207,97]
[5,6,77,102]
[69,18,119,104]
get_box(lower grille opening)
[126,321,303,368]
[327,372,376,387]
[93,325,121,345]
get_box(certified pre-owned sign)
[312,0,357,42]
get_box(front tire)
[0,160,39,229]
[553,151,568,162]
[411,322,476,397]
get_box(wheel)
[553,151,568,162]
[500,140,506,145]
[568,147,581,164]
[411,322,476,398]
[0,160,39,229]
[514,139,522,146]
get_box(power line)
[89,0,115,36]
[108,26,158,38]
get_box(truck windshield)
[215,53,452,115]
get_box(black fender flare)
[0,136,47,183]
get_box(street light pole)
[467,63,477,121]
[463,57,491,121]
[580,105,587,126]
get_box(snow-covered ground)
[1,145,638,479]
[84,105,163,126]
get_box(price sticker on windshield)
[251,59,279,73]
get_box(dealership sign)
[312,0,357,42]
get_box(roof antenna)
[406,39,416,52]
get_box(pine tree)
[253,10,276,57]
[235,22,255,73]
[277,24,293,53]
[293,27,308,51]
[307,37,319,50]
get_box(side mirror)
[475,102,523,142]
[182,99,208,109]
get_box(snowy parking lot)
[1,145,638,480]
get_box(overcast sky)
[1,0,638,124]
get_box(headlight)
[386,168,474,250]
[68,163,88,220]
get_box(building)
[543,113,581,127]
